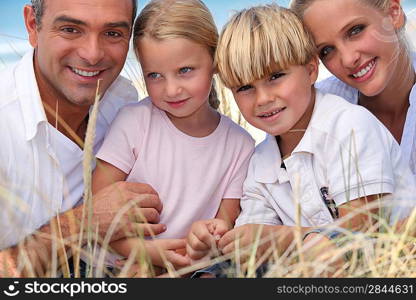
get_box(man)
[0,0,165,277]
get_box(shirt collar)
[15,49,48,141]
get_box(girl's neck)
[358,50,415,143]
[166,102,220,138]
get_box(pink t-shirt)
[97,98,254,239]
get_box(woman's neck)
[358,50,415,143]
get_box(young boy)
[189,4,416,277]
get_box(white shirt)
[236,91,416,227]
[0,50,138,249]
[316,54,416,174]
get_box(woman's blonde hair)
[290,0,408,42]
[215,4,316,88]
[133,0,220,109]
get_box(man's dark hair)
[30,0,138,29]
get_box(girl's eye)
[270,72,285,80]
[179,67,193,74]
[236,85,252,93]
[349,25,365,37]
[319,46,334,59]
[147,72,161,79]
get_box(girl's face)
[303,0,404,97]
[137,36,214,122]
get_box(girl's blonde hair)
[215,4,316,89]
[133,0,220,109]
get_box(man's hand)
[186,219,229,260]
[87,182,165,242]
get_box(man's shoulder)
[0,64,20,110]
[104,75,138,102]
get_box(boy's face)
[231,60,318,136]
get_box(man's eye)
[61,27,79,34]
[179,67,193,74]
[106,31,122,38]
[270,72,285,80]
[319,46,334,59]
[147,73,161,79]
[236,85,252,93]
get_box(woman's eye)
[270,72,285,80]
[236,85,252,93]
[179,67,193,74]
[147,72,161,79]
[319,46,334,59]
[349,25,364,37]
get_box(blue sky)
[0,0,415,68]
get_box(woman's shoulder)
[316,76,358,104]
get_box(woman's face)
[303,0,404,97]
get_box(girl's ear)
[306,56,319,85]
[389,0,405,30]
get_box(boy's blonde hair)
[133,0,219,108]
[216,4,316,88]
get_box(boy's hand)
[186,219,229,260]
[218,224,274,263]
[145,239,191,269]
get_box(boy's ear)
[389,0,405,30]
[306,56,319,84]
[24,5,39,48]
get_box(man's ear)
[389,0,405,30]
[306,56,319,84]
[24,5,39,48]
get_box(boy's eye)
[179,67,193,74]
[319,46,334,59]
[349,25,365,37]
[147,72,161,79]
[270,72,285,80]
[236,85,253,93]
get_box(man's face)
[25,0,133,107]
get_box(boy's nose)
[255,87,274,107]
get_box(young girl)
[290,0,416,175]
[91,0,254,275]
[194,4,416,277]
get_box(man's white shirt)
[0,50,138,249]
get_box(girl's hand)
[145,239,191,269]
[186,219,229,260]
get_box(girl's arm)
[92,159,128,194]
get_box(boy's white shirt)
[236,91,416,227]
[316,53,416,175]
